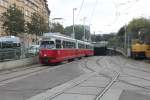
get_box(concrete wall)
[0,56,39,71]
[107,48,128,57]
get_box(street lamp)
[73,8,77,39]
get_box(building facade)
[0,0,50,36]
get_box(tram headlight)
[44,54,47,57]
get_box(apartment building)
[0,0,50,36]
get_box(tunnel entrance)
[94,46,107,56]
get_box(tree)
[102,33,116,41]
[117,26,125,37]
[50,23,64,33]
[128,18,150,39]
[27,12,49,36]
[91,34,101,42]
[64,25,90,40]
[2,4,25,36]
[116,26,126,44]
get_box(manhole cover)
[119,90,150,100]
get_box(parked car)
[28,45,40,55]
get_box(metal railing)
[0,47,39,62]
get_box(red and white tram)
[39,33,94,64]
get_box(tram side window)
[62,41,75,48]
[40,41,55,49]
[69,42,74,48]
[78,43,85,49]
[56,40,61,48]
[86,45,88,49]
[73,42,76,48]
[62,41,65,48]
[63,41,69,48]
[90,46,93,50]
[87,45,91,49]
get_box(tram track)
[92,56,150,100]
[93,56,150,99]
[0,58,87,86]
[0,66,50,86]
[113,56,150,73]
[0,64,42,76]
[0,58,92,86]
[81,56,120,100]
[2,56,149,100]
[94,56,120,100]
[108,56,150,81]
[106,56,150,91]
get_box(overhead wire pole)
[124,24,127,52]
[83,17,86,41]
[89,24,92,42]
[73,8,77,39]
[88,0,98,42]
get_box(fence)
[0,47,39,62]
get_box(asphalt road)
[0,61,85,100]
[98,56,150,100]
[0,56,150,100]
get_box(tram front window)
[40,41,55,49]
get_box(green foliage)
[91,33,116,42]
[128,18,150,38]
[2,4,25,36]
[116,18,150,47]
[102,33,116,41]
[50,23,64,34]
[117,26,125,37]
[91,34,102,42]
[27,12,49,36]
[64,25,90,40]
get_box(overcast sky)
[48,0,150,34]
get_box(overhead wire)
[117,0,140,25]
[111,0,140,32]
[120,0,140,14]
[112,0,120,24]
[75,0,85,22]
[89,0,98,25]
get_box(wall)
[0,56,39,71]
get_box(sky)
[48,0,150,34]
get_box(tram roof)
[43,33,93,46]
[43,33,76,41]
[77,40,93,45]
